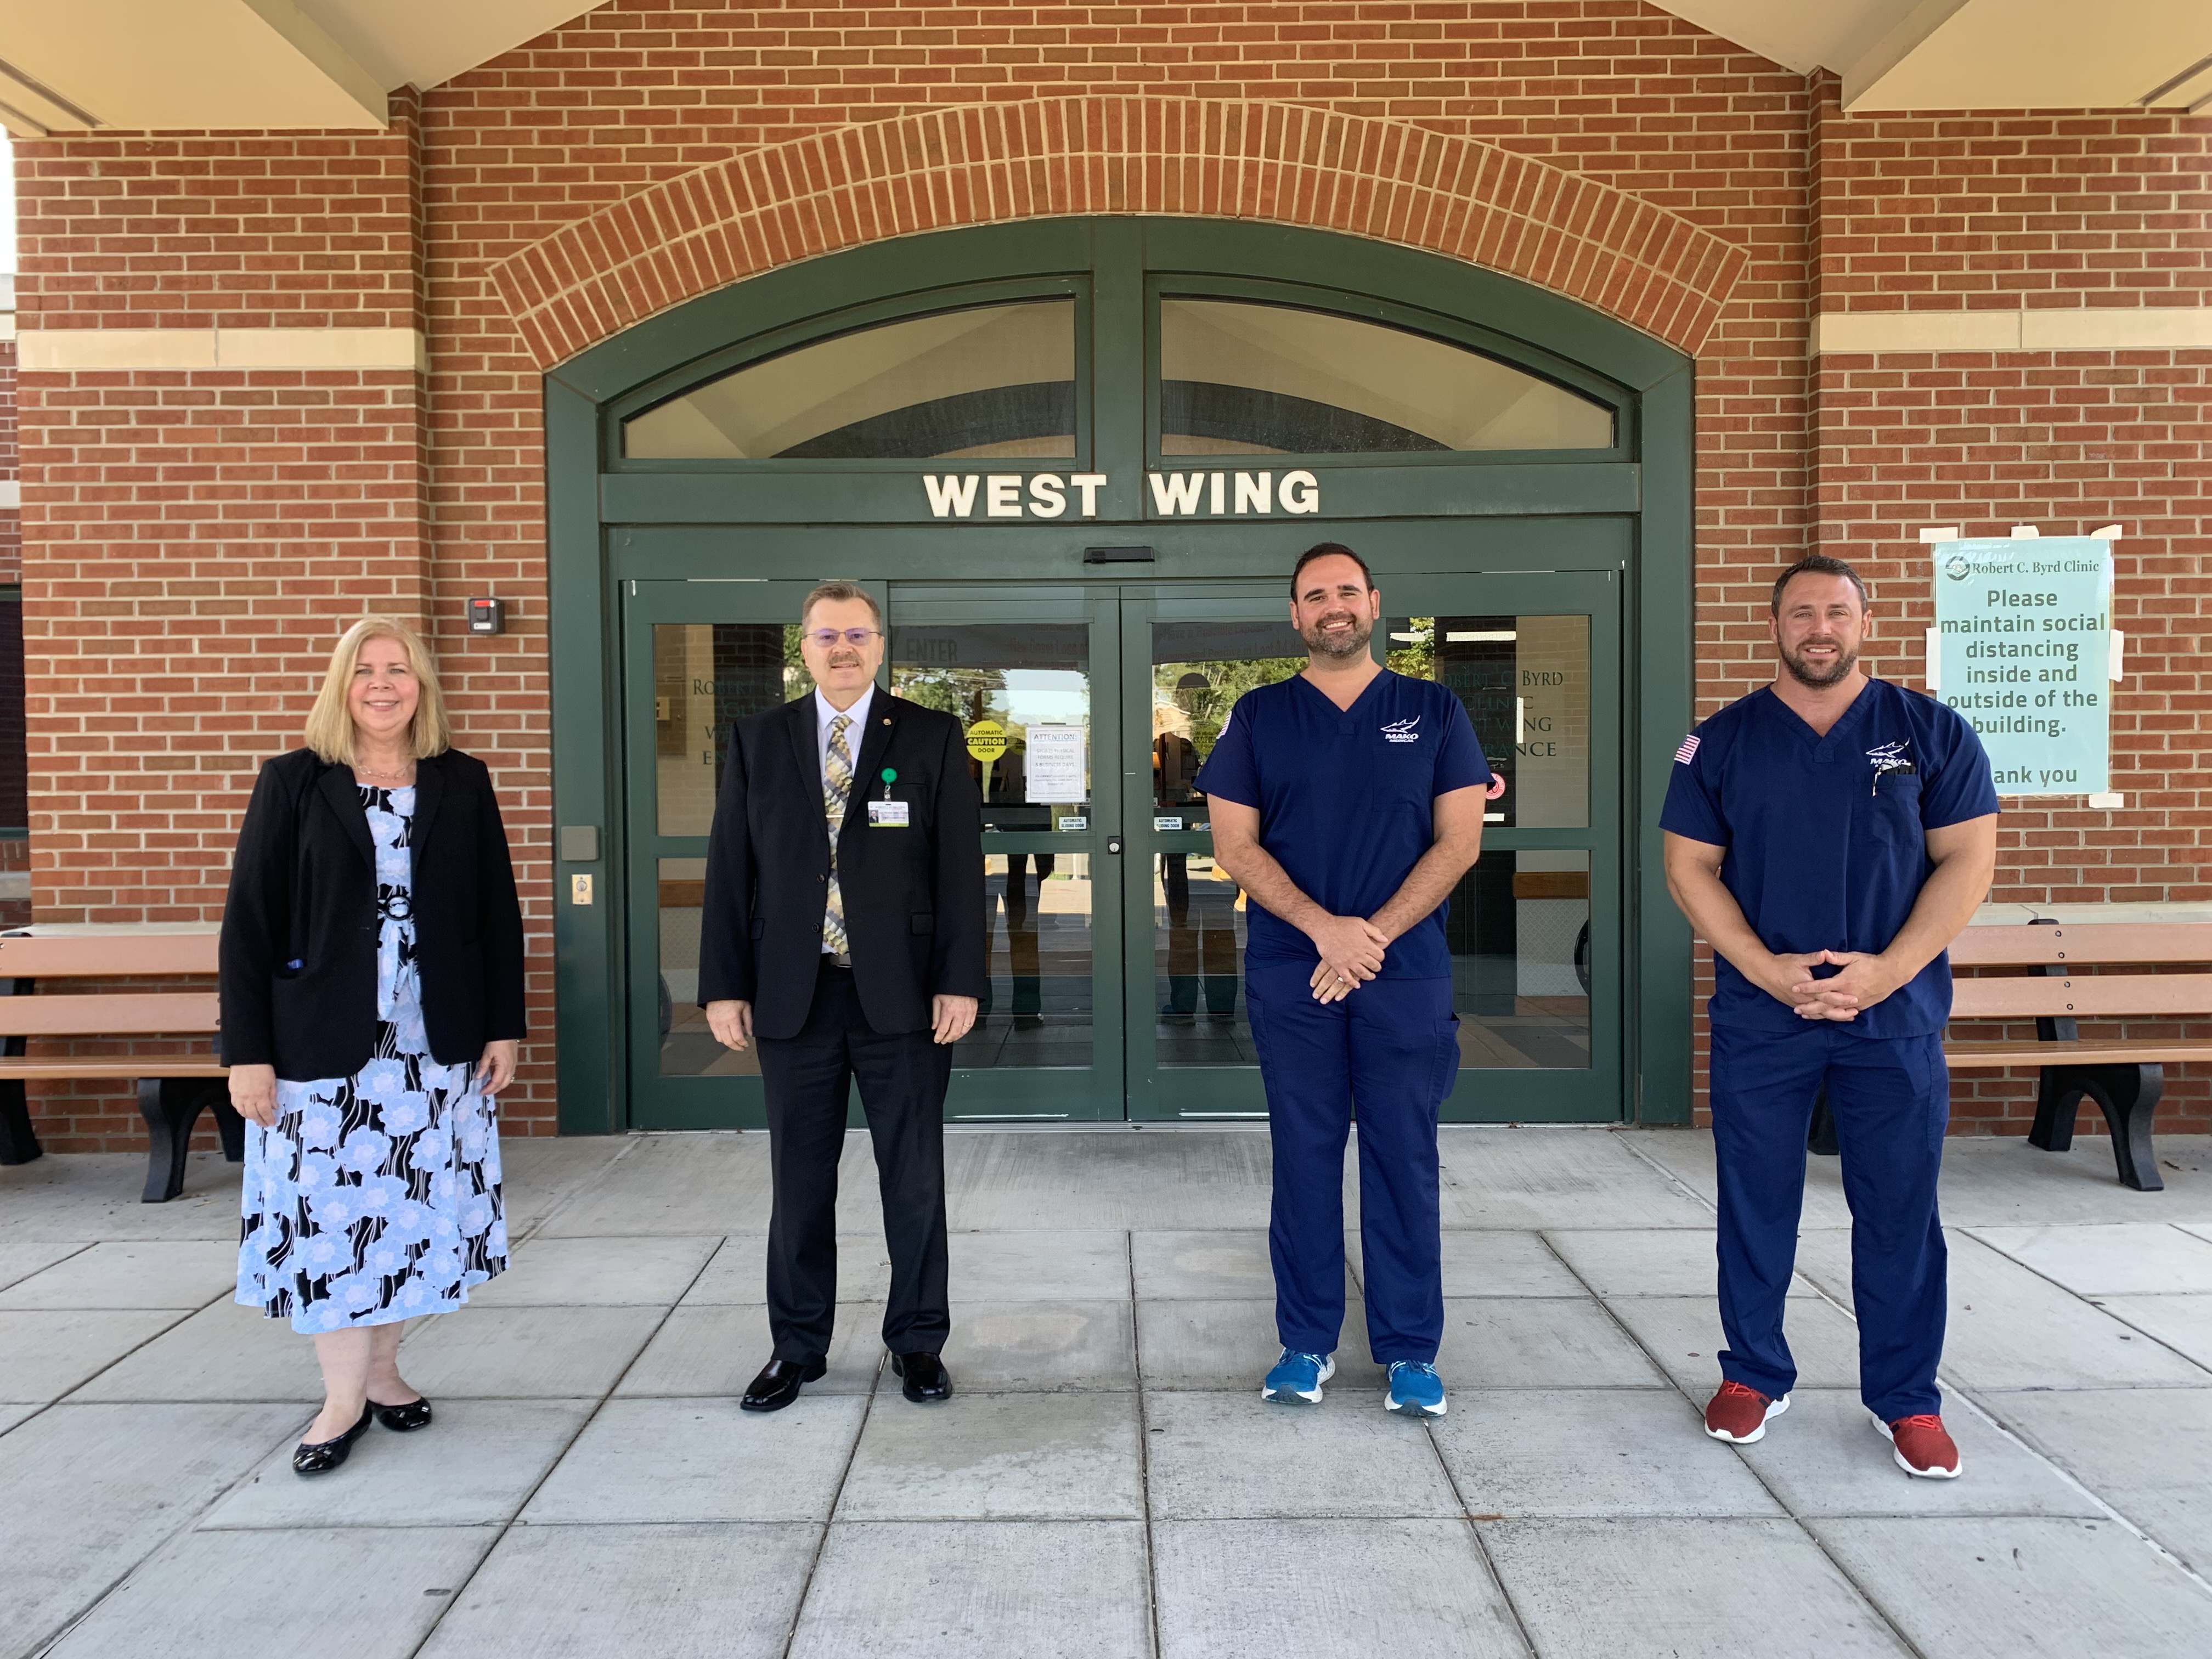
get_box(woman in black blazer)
[222,617,526,1477]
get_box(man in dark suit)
[699,580,985,1412]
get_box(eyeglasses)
[803,628,882,648]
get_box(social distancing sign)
[1929,535,2115,797]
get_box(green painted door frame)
[545,217,1694,1135]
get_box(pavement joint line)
[2,1269,215,1442]
[782,1330,885,1657]
[0,1239,97,1295]
[1951,1227,2212,1380]
[1614,1125,2212,1605]
[1953,1383,2212,1603]
[22,1379,322,1659]
[37,1297,203,1409]
[503,1131,648,1250]
[1531,1223,1937,1659]
[1126,1231,1166,1659]
[1408,1391,1544,1658]
[401,1221,726,1659]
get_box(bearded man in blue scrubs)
[1201,543,1492,1417]
[1662,554,1998,1480]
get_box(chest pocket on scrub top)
[1857,768,1923,847]
[1374,726,1436,816]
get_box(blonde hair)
[303,617,453,765]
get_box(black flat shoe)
[890,1350,953,1403]
[292,1404,374,1476]
[740,1356,827,1413]
[370,1396,433,1432]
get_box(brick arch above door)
[488,96,1750,369]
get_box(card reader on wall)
[467,597,506,634]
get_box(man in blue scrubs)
[1662,554,1998,1479]
[1201,543,1491,1417]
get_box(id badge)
[867,798,911,828]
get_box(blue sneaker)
[1261,1348,1335,1406]
[1385,1360,1447,1417]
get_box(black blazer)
[698,691,986,1041]
[219,747,527,1081]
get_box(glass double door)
[623,572,1621,1127]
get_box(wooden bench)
[0,932,238,1204]
[1811,920,2212,1192]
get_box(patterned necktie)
[822,712,853,954]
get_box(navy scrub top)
[1660,679,2000,1039]
[1197,669,1491,980]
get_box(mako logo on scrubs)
[921,470,1323,519]
[1867,741,1915,777]
[1381,716,1421,744]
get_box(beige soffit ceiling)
[1655,0,2212,110]
[2,2,2208,137]
[0,0,605,136]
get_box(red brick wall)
[0,334,20,587]
[7,4,2207,1146]
[1684,75,2212,1137]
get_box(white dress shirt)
[813,682,877,784]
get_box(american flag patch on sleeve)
[1674,733,1700,765]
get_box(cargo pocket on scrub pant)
[1921,1038,1952,1153]
[1433,1012,1463,1104]
[1243,981,1277,1099]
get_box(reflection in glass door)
[1384,572,1622,1119]
[1132,599,1312,1118]
[888,592,1125,1121]
[623,580,841,1128]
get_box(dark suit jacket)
[219,747,527,1081]
[698,691,986,1041]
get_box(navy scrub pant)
[1709,1020,1950,1420]
[1246,961,1459,1364]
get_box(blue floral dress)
[236,785,508,1333]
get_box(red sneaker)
[1876,1412,1962,1479]
[1704,1380,1788,1443]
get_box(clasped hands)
[1757,949,1906,1021]
[1307,914,1390,1004]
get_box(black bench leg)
[1807,1086,1840,1157]
[2028,1068,2080,1152]
[2089,1064,2165,1194]
[0,1076,42,1166]
[139,1077,219,1204]
[2030,1063,2164,1193]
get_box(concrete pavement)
[3,1125,2210,1658]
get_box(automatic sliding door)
[1384,571,1623,1120]
[888,590,1126,1121]
[622,579,854,1128]
[1125,590,1307,1120]
[624,571,1621,1127]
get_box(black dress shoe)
[890,1350,953,1403]
[740,1357,827,1413]
[370,1396,433,1432]
[292,1404,375,1476]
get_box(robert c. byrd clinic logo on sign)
[1944,552,1973,581]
